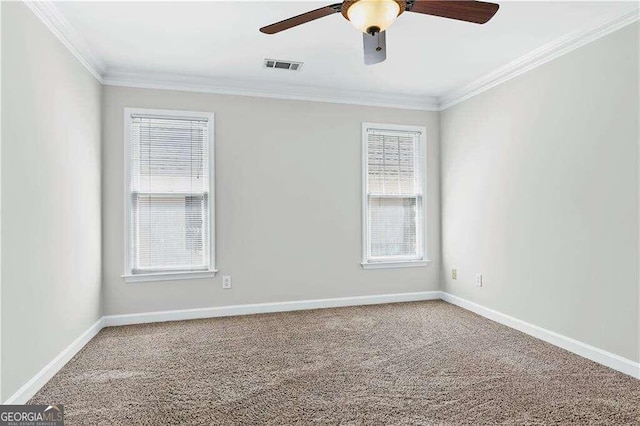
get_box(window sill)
[122,270,218,283]
[361,260,431,270]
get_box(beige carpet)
[29,300,640,425]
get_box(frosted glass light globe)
[347,0,401,35]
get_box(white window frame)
[122,108,217,283]
[361,122,430,270]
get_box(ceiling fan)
[260,0,499,65]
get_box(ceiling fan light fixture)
[346,0,401,35]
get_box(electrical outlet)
[222,276,232,289]
[451,269,457,280]
[475,274,483,287]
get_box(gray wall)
[2,0,637,400]
[102,86,441,315]
[441,23,639,362]
[1,2,102,400]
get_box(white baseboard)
[6,290,638,404]
[4,318,104,404]
[4,291,438,404]
[102,291,441,327]
[440,292,640,379]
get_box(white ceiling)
[53,1,636,100]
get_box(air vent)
[264,58,303,71]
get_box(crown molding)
[25,0,437,110]
[23,0,105,83]
[439,6,640,110]
[102,70,440,111]
[24,0,639,111]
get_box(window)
[362,123,428,269]
[124,108,215,282]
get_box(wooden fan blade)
[260,4,342,34]
[408,1,499,24]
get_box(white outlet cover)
[475,274,482,287]
[222,276,232,289]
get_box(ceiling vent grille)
[264,58,303,71]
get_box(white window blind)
[125,110,214,277]
[363,124,426,264]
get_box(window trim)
[361,122,429,269]
[123,107,216,282]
